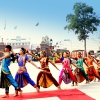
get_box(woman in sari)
[28,50,61,90]
[53,51,77,86]
[84,52,100,81]
[72,52,89,85]
[11,48,40,96]
[0,45,22,98]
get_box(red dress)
[85,57,100,81]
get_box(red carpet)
[0,89,94,100]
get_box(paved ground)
[0,62,100,100]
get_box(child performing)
[84,52,100,81]
[53,51,77,86]
[28,50,61,90]
[0,45,22,98]
[11,48,40,96]
[72,52,90,85]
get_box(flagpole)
[4,20,6,45]
[14,26,17,40]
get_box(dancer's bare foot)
[86,81,89,84]
[94,78,96,82]
[71,84,74,86]
[57,86,61,90]
[2,95,9,98]
[98,80,100,82]
[14,90,18,97]
[19,90,22,97]
[36,87,40,93]
[94,80,96,82]
[75,83,78,86]
[94,77,96,82]
[14,94,18,97]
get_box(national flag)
[4,20,6,29]
[14,26,17,30]
[36,22,39,26]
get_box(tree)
[64,2,100,52]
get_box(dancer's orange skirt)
[87,66,100,81]
[37,68,59,88]
[74,68,85,83]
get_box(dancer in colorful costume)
[72,52,89,85]
[11,48,40,96]
[91,55,100,82]
[96,60,100,82]
[53,51,77,85]
[67,51,78,86]
[28,50,61,90]
[0,45,22,98]
[84,52,100,81]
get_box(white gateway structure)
[5,36,31,52]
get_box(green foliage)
[64,2,100,41]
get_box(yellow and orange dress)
[37,57,60,88]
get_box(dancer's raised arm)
[92,56,99,66]
[0,53,10,60]
[53,52,61,59]
[0,51,4,54]
[27,58,40,69]
[93,59,99,66]
[11,49,17,56]
[71,62,78,68]
[70,56,77,60]
[27,51,40,61]
[49,59,60,71]
[84,58,89,67]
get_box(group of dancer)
[0,45,61,98]
[0,45,100,98]
[53,51,100,86]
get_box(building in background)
[5,36,31,49]
[31,44,40,50]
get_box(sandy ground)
[0,62,100,100]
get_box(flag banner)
[14,26,17,30]
[36,22,39,26]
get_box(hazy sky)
[0,0,100,52]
